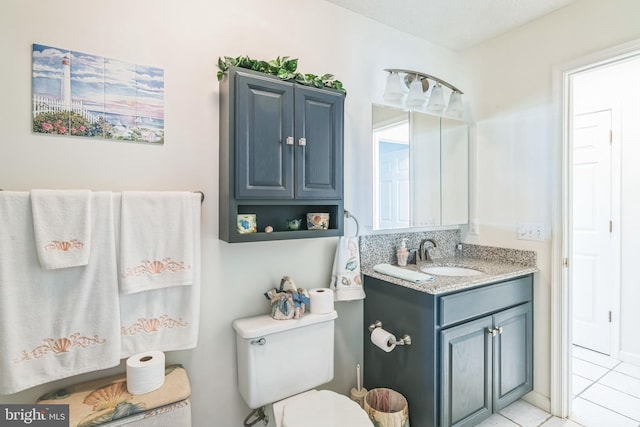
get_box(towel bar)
[1,189,205,204]
[344,209,359,237]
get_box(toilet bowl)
[273,390,372,427]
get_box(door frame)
[551,39,640,418]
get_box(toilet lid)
[282,390,372,427]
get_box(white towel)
[0,191,121,394]
[115,193,201,358]
[30,189,91,270]
[373,263,435,283]
[329,236,365,301]
[119,191,195,294]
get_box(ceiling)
[322,0,577,51]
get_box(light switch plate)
[517,223,545,241]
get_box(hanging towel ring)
[344,209,359,237]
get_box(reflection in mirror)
[372,106,410,229]
[372,104,469,230]
[411,111,440,227]
[441,118,469,225]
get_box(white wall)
[463,0,640,408]
[0,1,463,425]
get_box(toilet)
[233,311,372,427]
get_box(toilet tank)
[232,311,338,409]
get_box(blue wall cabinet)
[219,67,345,242]
[363,274,533,427]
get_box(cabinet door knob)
[286,136,294,145]
[298,137,307,146]
[487,328,498,337]
[497,327,503,335]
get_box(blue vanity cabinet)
[219,67,345,242]
[363,274,533,427]
[441,301,533,426]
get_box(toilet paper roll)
[371,328,396,353]
[126,351,166,395]
[309,288,335,314]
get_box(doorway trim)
[551,38,640,418]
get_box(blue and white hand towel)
[329,236,365,301]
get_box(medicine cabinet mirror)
[372,104,469,230]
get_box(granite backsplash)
[359,230,536,269]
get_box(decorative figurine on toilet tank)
[264,276,310,320]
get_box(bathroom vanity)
[362,253,536,427]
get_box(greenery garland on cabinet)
[217,55,346,93]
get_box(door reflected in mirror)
[373,106,410,229]
[372,104,469,230]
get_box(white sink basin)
[420,265,484,277]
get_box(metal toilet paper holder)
[368,320,412,346]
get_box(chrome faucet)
[419,238,437,263]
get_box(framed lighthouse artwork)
[31,43,165,144]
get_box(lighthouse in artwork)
[61,55,71,108]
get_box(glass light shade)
[445,90,463,118]
[383,72,404,102]
[405,78,426,106]
[427,84,445,112]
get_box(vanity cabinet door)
[441,316,493,427]
[441,302,533,427]
[294,86,344,199]
[493,302,533,412]
[235,72,295,199]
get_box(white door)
[572,110,612,355]
[378,141,410,229]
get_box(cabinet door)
[235,72,295,199]
[294,86,344,199]
[441,316,493,427]
[493,302,533,411]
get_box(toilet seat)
[276,390,372,427]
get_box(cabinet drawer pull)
[286,136,294,145]
[298,137,307,146]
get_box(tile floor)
[475,346,640,427]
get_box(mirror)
[372,104,468,230]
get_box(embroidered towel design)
[13,333,107,363]
[31,189,92,270]
[119,192,194,294]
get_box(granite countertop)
[362,257,538,295]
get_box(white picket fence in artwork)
[32,95,100,124]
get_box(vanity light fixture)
[383,69,464,118]
[382,71,404,102]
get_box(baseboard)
[619,350,640,366]
[522,390,551,413]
